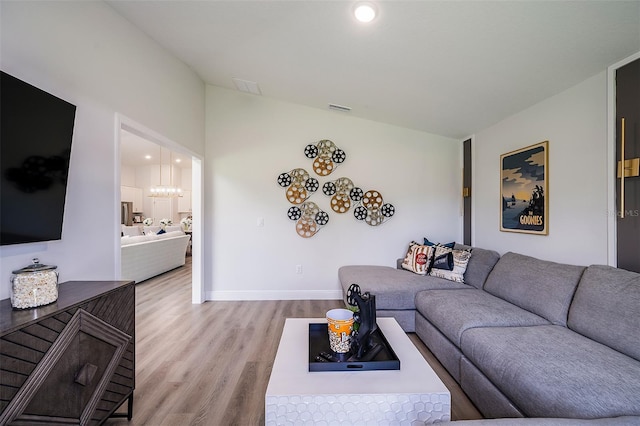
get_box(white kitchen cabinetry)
[178,190,192,213]
[121,186,144,212]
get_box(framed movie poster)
[500,141,548,235]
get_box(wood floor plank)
[105,258,482,425]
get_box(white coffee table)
[265,317,451,425]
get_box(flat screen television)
[1,71,77,246]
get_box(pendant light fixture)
[149,146,183,197]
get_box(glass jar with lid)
[10,258,59,309]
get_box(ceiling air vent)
[328,103,352,112]
[232,78,261,95]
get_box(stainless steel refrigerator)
[121,202,133,226]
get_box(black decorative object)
[346,283,381,360]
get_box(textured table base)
[266,393,450,425]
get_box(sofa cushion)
[339,265,471,310]
[460,325,640,419]
[159,230,186,239]
[431,251,454,271]
[121,225,143,236]
[454,245,501,290]
[424,237,455,248]
[400,242,435,275]
[121,234,159,246]
[568,265,640,362]
[415,289,549,346]
[483,252,585,326]
[428,246,471,283]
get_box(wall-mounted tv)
[1,71,77,246]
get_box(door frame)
[115,114,205,303]
[459,135,475,245]
[462,138,473,246]
[606,51,640,267]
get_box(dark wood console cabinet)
[0,280,135,425]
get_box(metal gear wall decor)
[304,139,346,177]
[287,201,329,238]
[277,141,396,237]
[322,177,363,214]
[352,189,395,227]
[277,168,319,204]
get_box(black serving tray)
[308,323,401,372]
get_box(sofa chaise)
[338,245,640,422]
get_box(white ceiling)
[107,0,640,139]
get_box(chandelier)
[149,147,183,198]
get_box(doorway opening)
[116,115,203,303]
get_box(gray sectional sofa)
[338,245,640,422]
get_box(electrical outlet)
[295,265,303,274]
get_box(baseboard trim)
[206,289,344,301]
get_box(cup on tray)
[326,308,354,354]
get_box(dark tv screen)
[1,71,77,246]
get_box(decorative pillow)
[401,241,435,275]
[432,251,454,271]
[401,241,419,268]
[428,245,471,282]
[423,237,455,248]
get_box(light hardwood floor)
[107,258,482,425]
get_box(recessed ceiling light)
[145,155,152,160]
[176,158,181,163]
[354,2,377,23]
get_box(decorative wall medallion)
[287,201,329,238]
[304,139,346,176]
[322,177,364,215]
[353,190,395,226]
[277,141,395,237]
[277,168,319,204]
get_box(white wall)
[205,86,461,300]
[473,72,608,266]
[0,1,204,300]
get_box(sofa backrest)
[568,265,640,362]
[454,244,501,289]
[483,252,585,326]
[121,225,143,236]
[121,230,185,246]
[142,225,182,234]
